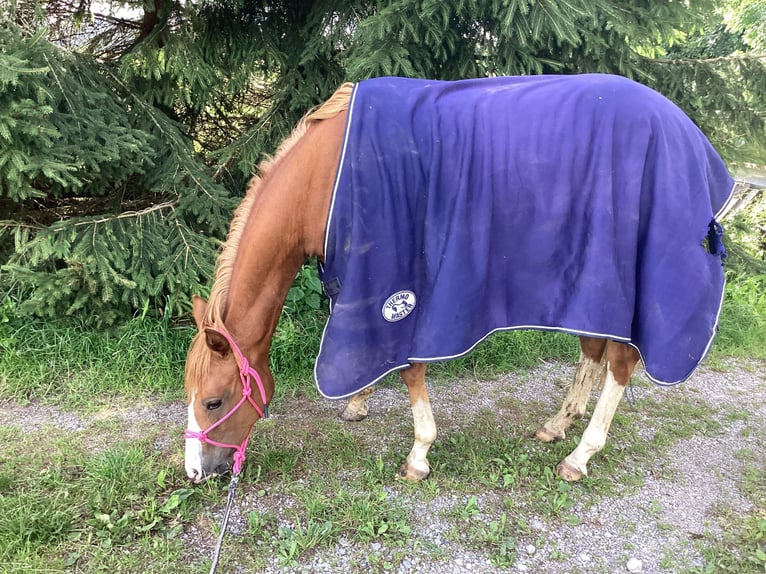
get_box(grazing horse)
[184,75,734,484]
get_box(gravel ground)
[208,358,764,574]
[3,358,764,573]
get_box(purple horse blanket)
[316,74,735,399]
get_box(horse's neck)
[223,113,346,348]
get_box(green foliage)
[725,0,766,53]
[0,430,198,570]
[0,20,232,324]
[0,25,80,202]
[716,273,766,358]
[640,2,766,166]
[345,0,698,79]
[285,263,326,315]
[1,0,765,325]
[714,193,766,358]
[0,306,193,404]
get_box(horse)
[183,74,734,484]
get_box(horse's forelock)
[184,331,211,399]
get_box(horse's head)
[184,297,271,483]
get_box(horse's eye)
[205,399,223,411]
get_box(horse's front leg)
[556,341,640,481]
[340,386,375,421]
[397,363,436,481]
[535,336,607,442]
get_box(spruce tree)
[1,17,232,324]
[1,1,763,325]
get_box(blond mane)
[185,82,355,394]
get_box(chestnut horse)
[184,76,732,484]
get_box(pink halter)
[184,327,269,475]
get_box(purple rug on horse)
[315,74,735,400]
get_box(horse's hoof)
[396,463,430,481]
[339,407,368,422]
[555,460,585,482]
[535,426,563,443]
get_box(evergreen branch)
[42,53,79,129]
[72,201,177,226]
[97,65,223,201]
[0,221,43,230]
[644,53,766,65]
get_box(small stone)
[627,558,643,573]
[517,564,528,572]
[370,542,381,552]
[579,553,591,563]
[525,544,536,555]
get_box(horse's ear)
[192,295,207,329]
[203,327,231,357]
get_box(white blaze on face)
[185,391,204,481]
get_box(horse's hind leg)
[398,363,436,481]
[556,340,640,481]
[535,336,607,442]
[340,386,375,421]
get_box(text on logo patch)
[382,290,417,322]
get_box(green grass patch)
[0,424,202,572]
[0,314,193,406]
[430,329,579,381]
[0,269,761,408]
[714,274,766,360]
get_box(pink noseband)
[184,327,269,475]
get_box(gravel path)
[208,358,764,574]
[3,358,764,573]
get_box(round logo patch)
[382,290,417,322]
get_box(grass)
[0,372,763,572]
[0,313,193,406]
[713,273,766,360]
[0,268,765,572]
[1,265,762,406]
[0,424,203,573]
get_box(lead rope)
[209,474,239,574]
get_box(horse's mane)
[185,82,355,395]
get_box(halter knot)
[184,429,205,441]
[232,449,247,474]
